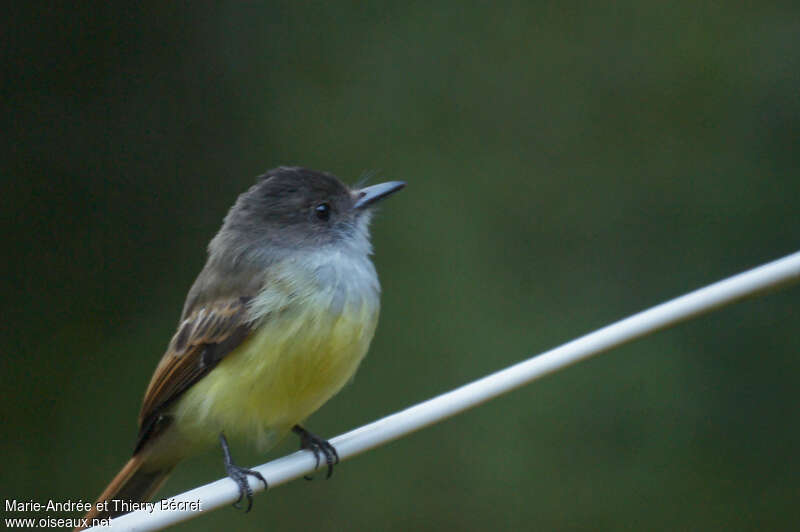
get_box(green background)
[3,3,799,530]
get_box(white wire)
[90,250,800,531]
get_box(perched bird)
[78,167,405,530]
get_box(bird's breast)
[171,252,380,451]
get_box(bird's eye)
[315,202,331,221]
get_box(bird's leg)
[292,425,340,480]
[219,433,267,512]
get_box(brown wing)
[134,296,253,451]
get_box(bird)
[76,167,405,530]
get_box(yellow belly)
[170,296,378,451]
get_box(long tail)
[75,455,173,531]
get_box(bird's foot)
[292,425,339,480]
[219,433,267,512]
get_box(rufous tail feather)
[74,455,172,531]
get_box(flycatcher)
[78,167,405,529]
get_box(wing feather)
[135,297,253,448]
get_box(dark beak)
[353,181,406,209]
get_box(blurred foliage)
[2,2,799,531]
